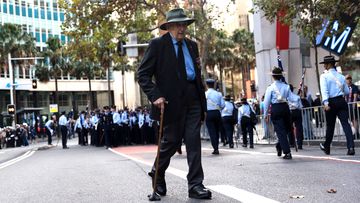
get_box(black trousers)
[271,103,292,154]
[324,96,354,149]
[151,82,204,190]
[46,128,52,145]
[60,125,68,148]
[206,110,221,150]
[290,109,304,147]
[222,116,234,145]
[241,116,253,146]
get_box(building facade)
[0,0,141,127]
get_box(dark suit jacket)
[137,32,207,124]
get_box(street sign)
[49,104,58,113]
[7,104,15,115]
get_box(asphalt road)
[1,139,359,203]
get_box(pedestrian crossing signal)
[7,104,15,115]
[32,79,37,89]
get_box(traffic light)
[117,40,126,56]
[32,79,37,89]
[7,104,15,115]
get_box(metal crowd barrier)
[200,101,360,146]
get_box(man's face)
[167,22,188,41]
[346,77,352,85]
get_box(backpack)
[249,105,258,125]
[232,103,238,125]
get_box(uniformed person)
[288,84,304,149]
[221,95,235,148]
[238,97,255,148]
[45,115,56,146]
[205,78,225,154]
[263,67,292,159]
[319,55,355,155]
[112,105,121,146]
[103,106,113,149]
[59,111,69,149]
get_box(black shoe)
[320,143,330,155]
[276,146,282,157]
[63,147,69,149]
[229,143,234,148]
[249,145,254,149]
[242,144,247,148]
[212,150,219,155]
[283,153,292,159]
[148,171,167,196]
[298,145,303,150]
[347,148,355,155]
[189,185,212,199]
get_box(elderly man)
[137,8,211,199]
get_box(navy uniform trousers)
[290,109,304,147]
[206,110,222,151]
[271,103,292,154]
[324,96,354,150]
[151,81,204,190]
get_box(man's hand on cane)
[153,97,167,112]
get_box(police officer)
[103,106,113,149]
[238,97,255,148]
[288,84,304,149]
[59,111,69,149]
[205,78,225,154]
[45,115,56,146]
[263,67,292,159]
[319,55,355,155]
[221,95,235,148]
[112,105,121,146]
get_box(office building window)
[27,7,32,17]
[34,8,38,18]
[9,4,13,14]
[76,93,88,106]
[53,11,58,20]
[59,94,69,106]
[35,28,40,42]
[38,92,49,107]
[2,2,7,13]
[41,28,46,42]
[61,34,65,43]
[40,8,44,19]
[60,11,64,21]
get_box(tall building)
[0,0,140,127]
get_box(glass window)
[60,35,66,43]
[34,8,38,18]
[27,7,32,17]
[41,28,46,42]
[21,6,26,16]
[40,9,45,19]
[2,3,7,13]
[38,92,49,107]
[47,11,51,19]
[35,28,40,42]
[60,11,64,21]
[15,6,20,15]
[59,94,69,106]
[76,93,88,106]
[53,11,58,21]
[9,4,13,14]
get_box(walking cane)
[148,106,165,201]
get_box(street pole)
[8,53,15,127]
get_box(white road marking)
[204,147,360,164]
[208,185,280,203]
[0,151,4,154]
[0,151,35,170]
[109,148,279,202]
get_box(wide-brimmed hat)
[319,55,339,64]
[159,8,195,30]
[271,67,285,76]
[205,78,215,84]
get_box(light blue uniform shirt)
[45,120,53,131]
[238,104,254,124]
[74,118,82,131]
[138,113,144,128]
[113,112,121,125]
[59,115,67,126]
[205,88,225,111]
[170,34,195,81]
[263,80,291,116]
[320,68,349,105]
[221,101,234,117]
[288,92,303,110]
[121,112,129,124]
[91,115,99,125]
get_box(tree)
[252,0,360,93]
[231,29,255,97]
[35,37,69,110]
[0,23,37,123]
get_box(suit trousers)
[271,103,292,154]
[324,96,354,149]
[151,82,204,190]
[290,109,304,147]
